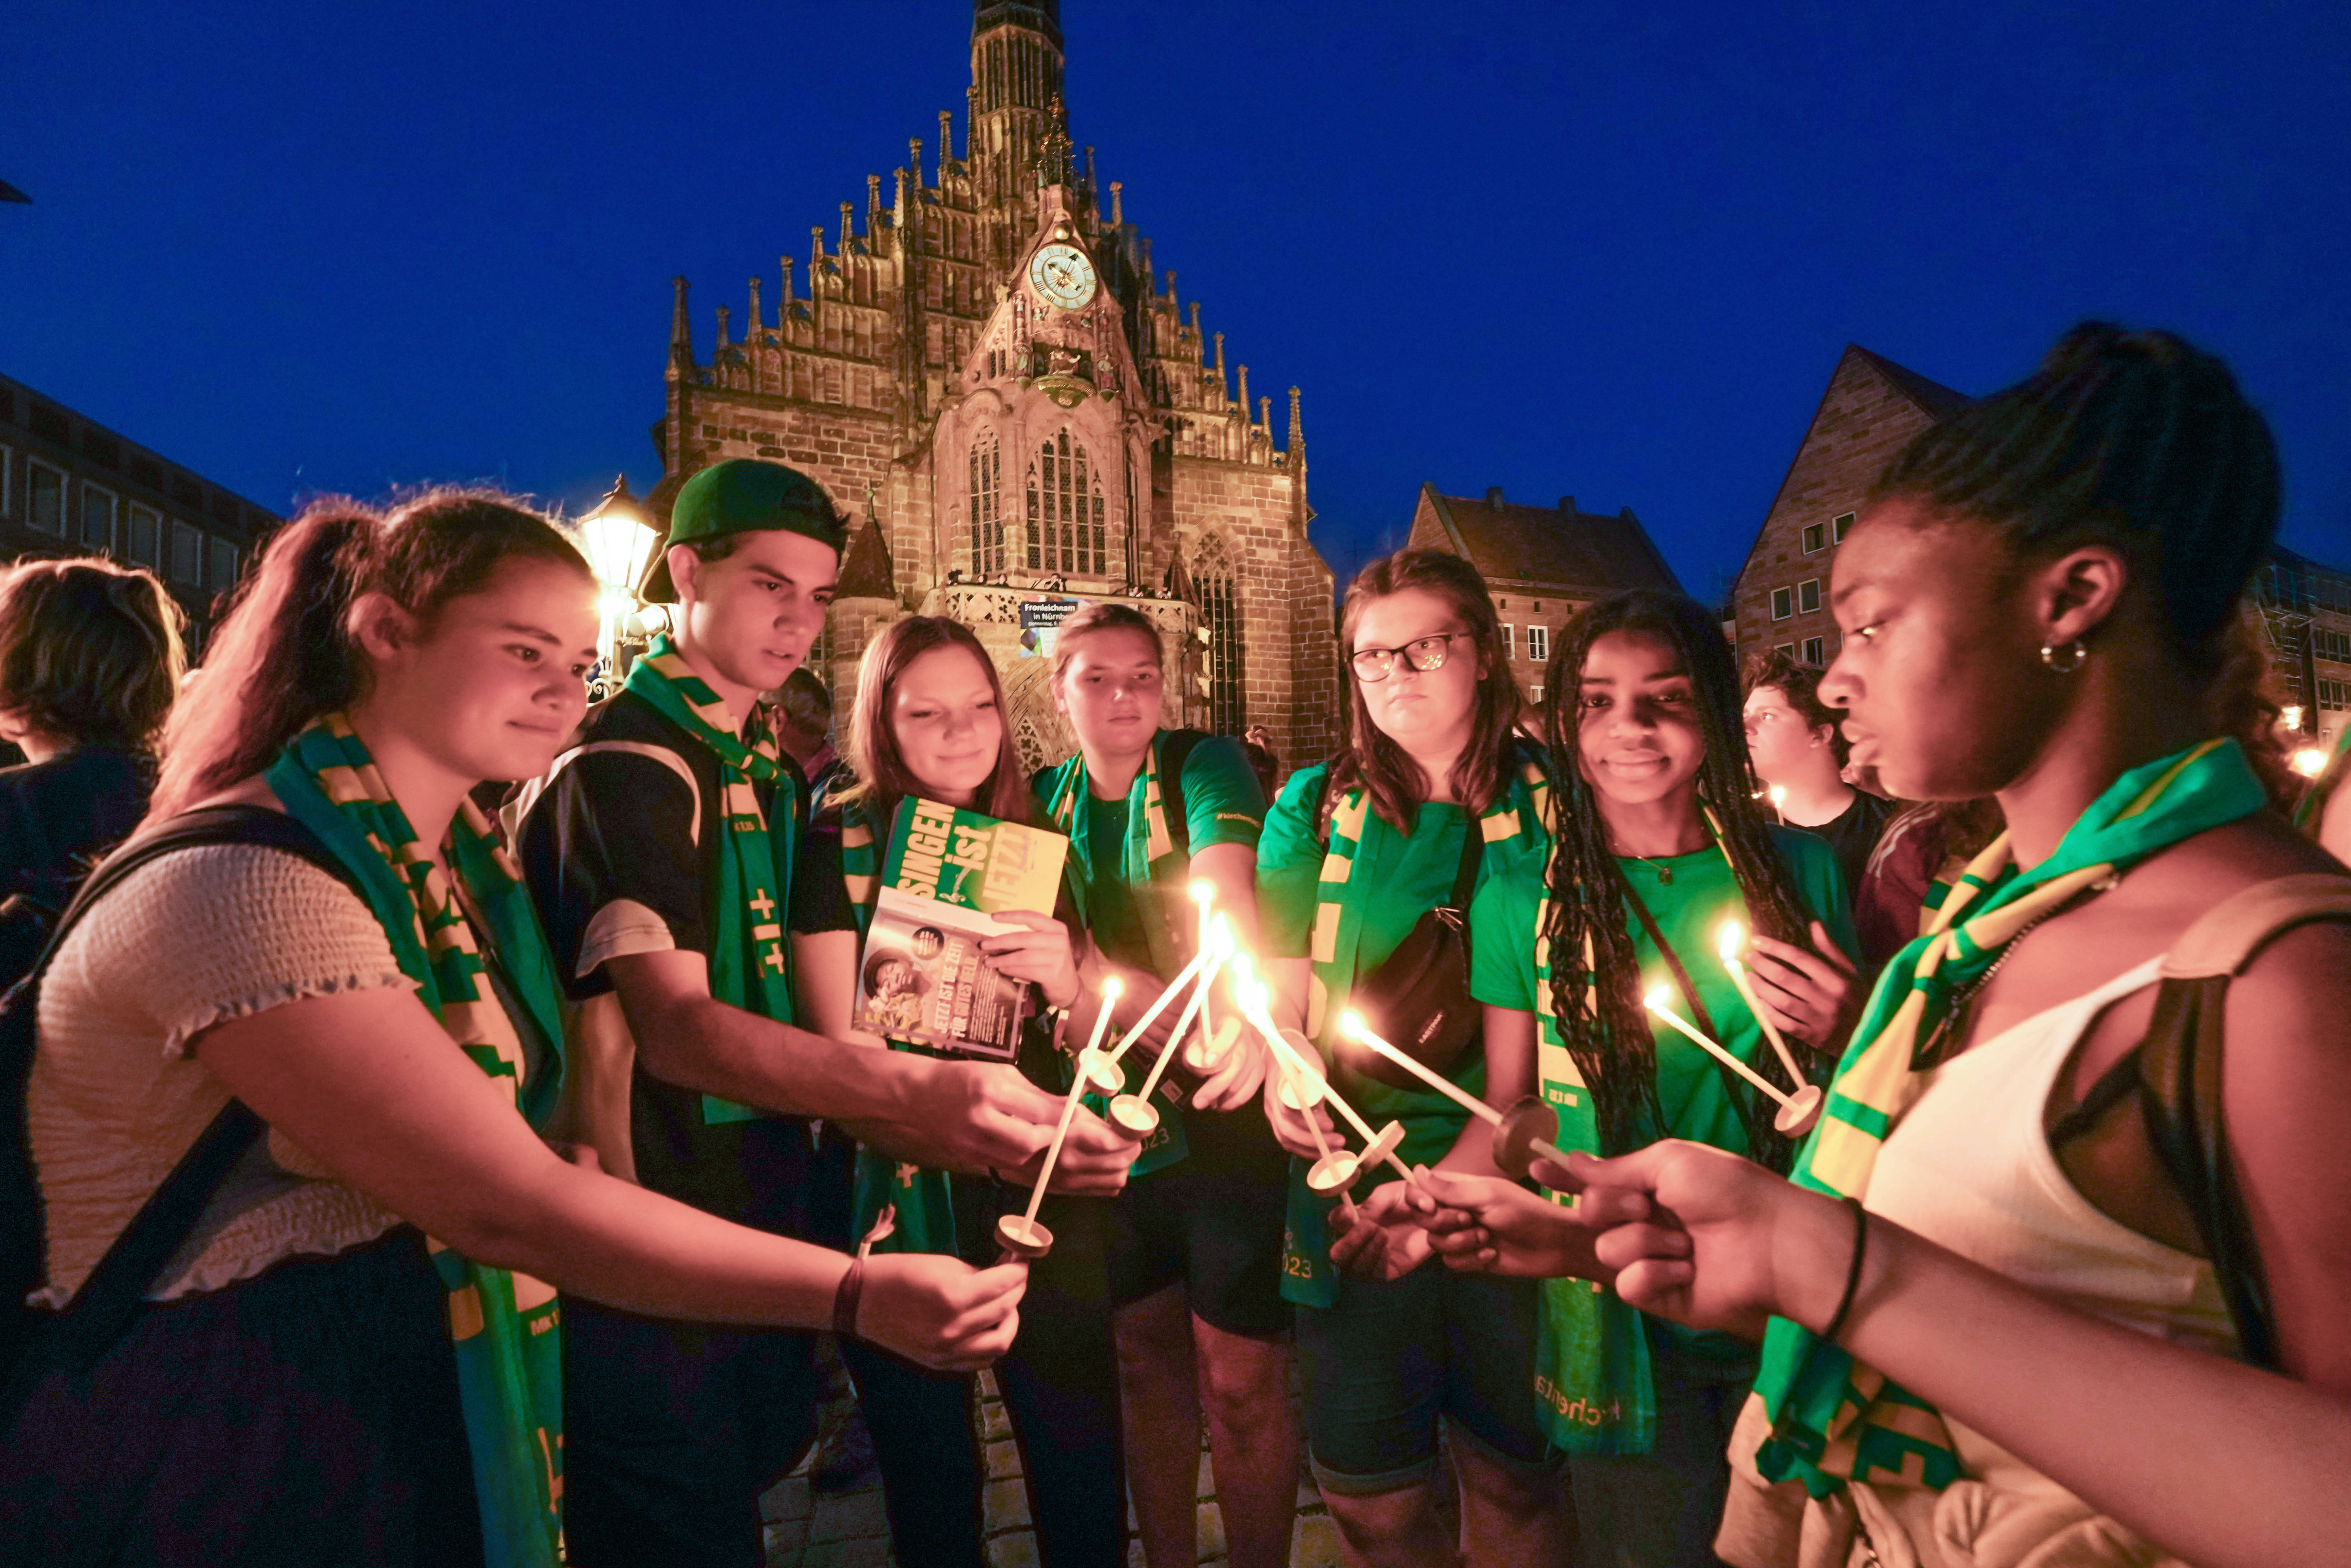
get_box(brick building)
[1728,345,1970,666]
[1403,484,1681,706]
[647,0,1338,770]
[2254,546,2351,749]
[0,371,275,647]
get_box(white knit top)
[27,843,415,1306]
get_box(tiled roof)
[1425,488,1682,596]
[1850,345,1973,421]
[836,514,895,599]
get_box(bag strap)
[1157,728,1206,860]
[1447,810,1486,913]
[2130,872,2351,1372]
[1614,865,1718,1043]
[5,806,360,1388]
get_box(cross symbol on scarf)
[761,944,785,974]
[750,889,777,920]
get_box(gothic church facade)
[647,0,1339,771]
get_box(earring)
[2039,639,2088,674]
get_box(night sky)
[5,0,2346,603]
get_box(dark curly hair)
[1536,589,1825,1167]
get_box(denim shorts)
[1292,1264,1558,1495]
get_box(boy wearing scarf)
[516,461,1095,1565]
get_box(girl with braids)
[0,494,1022,1568]
[1254,548,1566,1567]
[1418,587,1857,1568]
[1441,324,2351,1568]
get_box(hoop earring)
[2039,639,2088,674]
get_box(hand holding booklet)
[854,797,1070,1061]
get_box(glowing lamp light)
[578,476,656,595]
[2293,747,2329,779]
[2283,705,2305,732]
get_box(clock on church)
[1028,243,1097,311]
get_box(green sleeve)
[1255,764,1329,959]
[1769,825,1860,961]
[1469,862,1541,1012]
[1178,736,1267,854]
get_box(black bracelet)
[832,1255,867,1341]
[1818,1196,1868,1348]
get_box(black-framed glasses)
[1349,631,1473,682]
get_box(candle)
[1105,938,1215,1063]
[1020,975,1125,1232]
[1716,922,1806,1089]
[1768,785,1787,825]
[1643,986,1823,1135]
[1339,1011,1576,1171]
[1248,1005,1418,1185]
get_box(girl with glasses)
[1254,549,1564,1566]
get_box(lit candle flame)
[1643,985,1671,1009]
[1189,880,1215,906]
[1208,913,1237,957]
[1337,1009,1367,1040]
[1718,921,1745,962]
[2293,747,2329,779]
[1100,974,1123,1001]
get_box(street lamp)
[577,475,658,689]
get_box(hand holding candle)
[1643,986,1823,1135]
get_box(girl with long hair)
[1436,324,2351,1567]
[0,495,1022,1568]
[1254,548,1565,1566]
[789,614,1136,1568]
[0,557,185,993]
[1032,601,1295,1568]
[1430,587,1858,1568]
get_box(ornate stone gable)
[647,0,1340,769]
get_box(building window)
[1775,643,1797,660]
[1834,511,1856,542]
[81,484,118,552]
[2315,627,2351,663]
[27,462,64,534]
[1196,534,1245,735]
[1500,623,1514,660]
[1527,625,1548,663]
[1798,578,1821,614]
[1802,524,1825,554]
[1802,636,1825,666]
[1529,684,1543,705]
[171,519,203,586]
[968,428,1003,576]
[2319,678,2347,712]
[1771,587,1793,621]
[126,507,161,567]
[207,537,238,592]
[1026,429,1105,575]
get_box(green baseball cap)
[640,458,848,602]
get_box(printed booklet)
[853,796,1069,1060]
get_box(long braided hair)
[1535,589,1822,1167]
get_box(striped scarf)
[1280,743,1552,1309]
[622,634,797,1124]
[1749,738,2268,1497]
[836,798,961,1257]
[2292,721,2351,834]
[1038,730,1194,1176]
[266,716,569,1568]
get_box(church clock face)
[1028,243,1098,311]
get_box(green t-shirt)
[1040,731,1267,979]
[1258,763,1543,1174]
[1469,825,1855,1156]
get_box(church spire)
[970,0,1064,198]
[668,275,692,375]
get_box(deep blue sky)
[6,1,2347,603]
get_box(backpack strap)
[4,805,361,1394]
[1157,729,1207,860]
[2133,872,2351,1371]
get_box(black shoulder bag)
[1329,799,1488,1095]
[2,806,357,1413]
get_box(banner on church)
[853,796,1069,1060]
[1017,595,1083,657]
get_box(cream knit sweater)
[27,843,414,1306]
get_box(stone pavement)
[761,1370,1363,1568]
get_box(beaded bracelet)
[1819,1196,1868,1348]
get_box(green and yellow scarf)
[1750,737,2267,1498]
[622,635,798,1124]
[2292,721,2351,835]
[267,715,569,1568]
[836,798,962,1258]
[1280,744,1552,1309]
[1038,730,1197,1176]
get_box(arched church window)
[1025,428,1106,576]
[969,429,1004,576]
[1195,534,1246,735]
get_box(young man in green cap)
[516,458,1135,1565]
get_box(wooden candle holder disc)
[1359,1120,1407,1174]
[1184,1014,1244,1073]
[1491,1095,1562,1181]
[1079,1053,1124,1095]
[1277,1072,1325,1111]
[1109,1095,1160,1137]
[1773,1083,1825,1137]
[1306,1151,1360,1194]
[994,1214,1053,1260]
